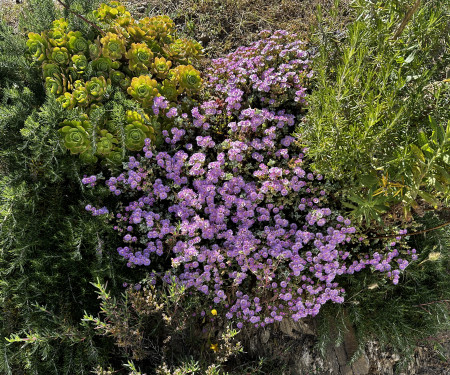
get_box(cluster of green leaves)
[27,0,203,165]
[317,213,450,368]
[2,0,450,374]
[300,0,449,225]
[0,1,153,373]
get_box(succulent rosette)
[119,75,131,90]
[163,40,187,63]
[151,57,172,79]
[126,24,146,42]
[124,122,153,151]
[110,70,126,86]
[142,15,175,41]
[67,31,89,54]
[80,149,98,164]
[86,76,107,101]
[59,119,92,154]
[72,81,89,106]
[45,75,65,96]
[106,150,123,165]
[42,63,60,78]
[71,54,88,73]
[89,39,102,60]
[126,43,153,73]
[93,1,130,22]
[158,79,180,102]
[49,46,70,65]
[100,32,126,60]
[96,130,118,155]
[48,28,67,47]
[29,2,205,164]
[174,65,202,93]
[27,32,48,62]
[126,110,150,125]
[116,14,133,28]
[92,56,115,74]
[57,92,76,109]
[183,39,204,61]
[127,76,159,106]
[51,18,69,32]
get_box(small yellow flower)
[210,343,218,352]
[211,309,217,316]
[428,252,441,261]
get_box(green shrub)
[26,1,203,165]
[299,0,449,225]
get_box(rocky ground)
[248,319,450,375]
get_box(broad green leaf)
[418,131,428,148]
[359,173,378,187]
[429,116,445,145]
[443,154,450,165]
[418,190,439,207]
[434,165,450,184]
[404,52,415,64]
[410,144,425,162]
[421,143,434,157]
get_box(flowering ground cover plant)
[84,30,417,327]
[26,1,203,165]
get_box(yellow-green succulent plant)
[96,129,118,155]
[67,31,89,54]
[125,122,154,151]
[173,65,202,93]
[57,92,76,109]
[59,119,92,154]
[93,1,130,23]
[50,46,70,65]
[42,63,60,78]
[45,75,65,95]
[142,15,175,41]
[100,32,126,60]
[127,75,159,107]
[159,79,180,102]
[27,32,48,62]
[71,80,90,106]
[86,76,108,101]
[106,151,123,165]
[126,43,153,73]
[151,57,172,79]
[92,56,117,74]
[51,18,69,32]
[48,28,67,47]
[71,54,88,73]
[28,1,204,164]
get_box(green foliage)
[300,0,450,224]
[2,1,450,374]
[127,75,159,106]
[317,214,450,366]
[0,4,148,373]
[26,1,204,165]
[82,279,243,374]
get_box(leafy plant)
[300,0,449,224]
[26,1,204,165]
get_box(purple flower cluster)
[82,175,97,187]
[85,204,109,216]
[83,31,416,326]
[207,30,312,113]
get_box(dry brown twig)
[56,0,104,35]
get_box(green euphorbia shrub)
[27,1,203,165]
